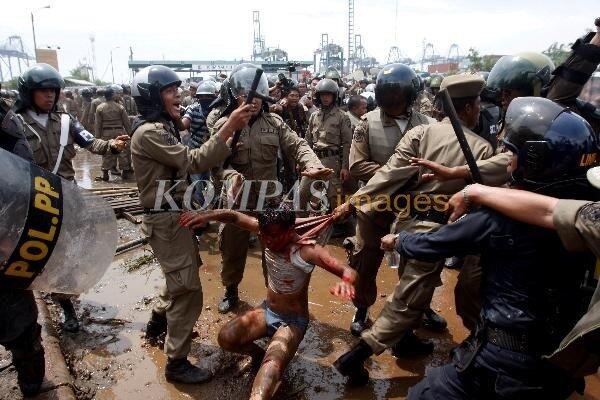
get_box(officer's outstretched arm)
[393,210,496,263]
[180,209,259,233]
[449,184,558,228]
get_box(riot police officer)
[89,87,106,134]
[130,64,251,383]
[389,97,599,399]
[345,63,436,336]
[95,84,132,180]
[334,75,498,378]
[324,67,345,105]
[14,63,128,333]
[299,78,353,227]
[0,99,45,397]
[120,83,138,119]
[80,87,93,130]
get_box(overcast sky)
[1,0,596,83]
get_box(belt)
[143,201,183,214]
[485,325,535,354]
[410,208,448,225]
[314,148,340,158]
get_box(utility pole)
[110,46,119,83]
[30,6,51,62]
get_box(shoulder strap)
[52,114,70,174]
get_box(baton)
[223,68,264,169]
[439,88,484,184]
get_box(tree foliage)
[69,62,92,82]
[543,42,570,66]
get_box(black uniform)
[397,207,589,400]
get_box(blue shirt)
[184,102,209,149]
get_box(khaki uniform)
[349,108,433,183]
[80,99,92,131]
[346,110,362,130]
[88,97,104,135]
[554,200,600,256]
[20,110,114,181]
[20,109,115,305]
[61,98,79,118]
[213,112,323,288]
[549,200,600,376]
[131,118,230,359]
[206,105,225,136]
[346,108,432,310]
[95,100,132,172]
[348,119,497,354]
[413,91,434,117]
[121,94,138,117]
[299,106,353,210]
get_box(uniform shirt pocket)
[231,141,250,166]
[259,134,279,161]
[324,130,340,145]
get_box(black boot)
[9,324,45,397]
[422,308,448,332]
[145,311,167,345]
[59,299,80,333]
[109,168,121,176]
[218,286,239,314]
[97,170,109,182]
[350,307,371,337]
[391,331,434,358]
[165,358,212,384]
[333,340,373,386]
[120,169,132,180]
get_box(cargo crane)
[0,35,34,82]
[314,33,344,74]
[251,11,288,62]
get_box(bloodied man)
[180,207,356,400]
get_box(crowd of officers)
[0,18,599,400]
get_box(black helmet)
[487,52,554,104]
[15,63,65,112]
[131,65,181,120]
[314,78,339,106]
[121,83,131,94]
[104,84,123,100]
[375,63,420,111]
[229,63,269,99]
[81,88,92,98]
[504,97,599,189]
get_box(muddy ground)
[2,150,600,400]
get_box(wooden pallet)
[86,187,143,223]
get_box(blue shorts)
[261,301,309,337]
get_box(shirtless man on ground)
[179,207,357,400]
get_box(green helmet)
[324,67,341,80]
[314,78,339,106]
[487,52,555,100]
[429,74,443,89]
[15,63,65,112]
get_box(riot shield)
[0,147,117,294]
